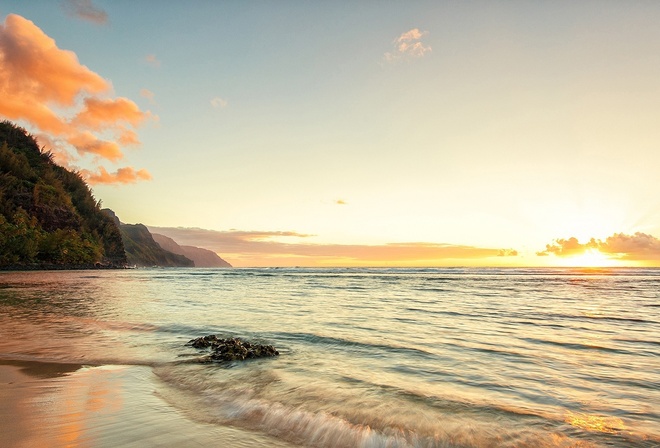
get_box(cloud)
[66,131,123,161]
[62,0,108,25]
[145,54,161,67]
[82,166,152,185]
[537,232,660,261]
[600,233,660,260]
[210,97,228,108]
[536,237,597,257]
[498,249,518,257]
[74,97,147,129]
[140,88,156,104]
[384,28,432,63]
[0,14,108,105]
[148,226,519,267]
[0,13,151,184]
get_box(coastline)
[0,359,296,448]
[0,263,129,271]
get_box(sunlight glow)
[560,249,620,268]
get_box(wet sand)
[0,360,296,448]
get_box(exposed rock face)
[187,335,279,362]
[152,233,232,267]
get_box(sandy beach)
[0,359,295,448]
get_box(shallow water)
[0,267,658,447]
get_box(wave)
[521,337,637,355]
[541,312,656,325]
[152,363,656,448]
[614,337,660,348]
[272,331,438,360]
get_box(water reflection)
[565,411,626,434]
[0,359,82,379]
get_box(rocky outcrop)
[187,335,279,362]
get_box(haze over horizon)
[2,1,660,267]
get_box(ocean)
[0,268,658,447]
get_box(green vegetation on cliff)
[0,121,126,268]
[119,222,194,267]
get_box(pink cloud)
[384,28,432,63]
[62,0,108,25]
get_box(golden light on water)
[565,411,626,434]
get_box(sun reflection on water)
[565,411,626,434]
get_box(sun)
[561,248,619,267]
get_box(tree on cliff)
[0,121,126,267]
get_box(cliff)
[118,223,194,268]
[152,233,232,267]
[103,214,194,268]
[0,121,126,268]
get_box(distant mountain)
[113,219,194,268]
[0,121,126,269]
[152,233,232,267]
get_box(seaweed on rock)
[187,335,279,362]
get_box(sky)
[2,0,660,267]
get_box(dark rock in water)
[187,335,279,362]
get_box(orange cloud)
[62,0,108,25]
[145,54,161,67]
[0,13,151,184]
[384,28,432,63]
[140,88,156,104]
[74,97,147,129]
[117,129,140,146]
[0,14,108,105]
[536,237,597,257]
[82,166,153,185]
[66,131,123,161]
[148,226,518,267]
[537,232,660,261]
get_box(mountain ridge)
[152,233,232,267]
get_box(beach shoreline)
[0,359,296,448]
